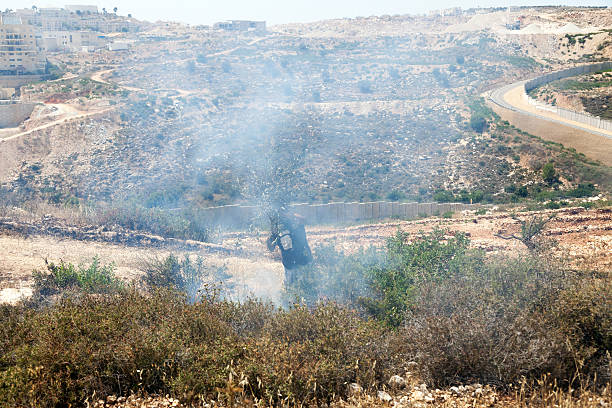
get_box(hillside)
[1,7,611,212]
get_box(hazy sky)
[4,1,610,25]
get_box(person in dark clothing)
[266,210,313,285]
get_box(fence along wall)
[201,201,477,228]
[524,62,612,133]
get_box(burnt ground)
[1,205,610,304]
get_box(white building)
[0,15,46,74]
[41,30,108,52]
[213,20,266,32]
[107,41,129,51]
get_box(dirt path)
[0,104,114,143]
[206,36,269,57]
[90,69,143,92]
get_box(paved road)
[487,80,612,139]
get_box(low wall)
[201,201,478,228]
[524,62,612,132]
[0,102,37,128]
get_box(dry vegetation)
[1,224,610,407]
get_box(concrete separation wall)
[0,102,37,128]
[200,201,478,228]
[524,62,612,132]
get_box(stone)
[411,390,425,401]
[378,390,393,402]
[348,383,363,396]
[389,374,406,389]
[450,386,461,395]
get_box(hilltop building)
[9,6,138,34]
[64,5,99,14]
[0,15,46,74]
[213,20,266,32]
[41,30,108,52]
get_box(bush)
[568,183,597,198]
[32,257,123,299]
[469,114,488,133]
[401,255,611,388]
[542,161,558,184]
[362,229,476,327]
[284,243,380,307]
[433,189,455,202]
[0,290,399,407]
[94,204,214,242]
[142,255,228,302]
[387,189,406,201]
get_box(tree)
[542,161,557,184]
[102,7,107,14]
[495,214,556,252]
[113,7,118,13]
[469,114,488,133]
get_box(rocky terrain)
[2,7,611,210]
[86,373,612,408]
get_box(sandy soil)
[1,206,609,305]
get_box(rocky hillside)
[1,7,611,211]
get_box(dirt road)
[0,104,114,143]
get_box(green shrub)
[568,183,597,198]
[433,189,455,203]
[362,229,477,327]
[542,161,558,184]
[400,255,611,388]
[32,257,123,299]
[469,114,488,133]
